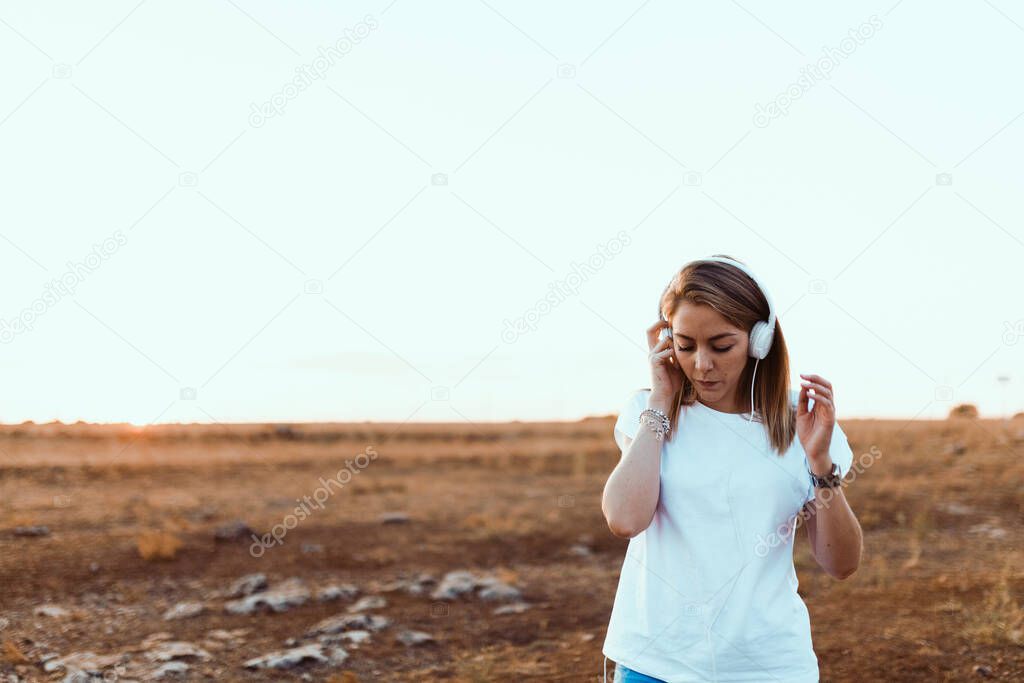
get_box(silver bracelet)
[639,408,670,441]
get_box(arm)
[601,394,672,539]
[796,374,862,579]
[802,464,863,579]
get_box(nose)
[694,349,713,372]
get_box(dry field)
[1,413,1022,681]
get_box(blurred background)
[1,1,1022,426]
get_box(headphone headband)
[691,255,776,332]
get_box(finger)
[799,373,832,389]
[799,380,832,401]
[648,331,672,351]
[807,391,835,414]
[797,384,809,415]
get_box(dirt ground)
[1,413,1022,681]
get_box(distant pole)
[997,374,1010,422]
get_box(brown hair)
[658,254,796,455]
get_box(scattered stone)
[306,613,390,637]
[347,595,386,613]
[162,602,204,621]
[973,664,993,677]
[396,630,435,646]
[568,543,593,557]
[205,628,249,641]
[968,523,1007,539]
[145,641,210,662]
[477,580,521,602]
[378,512,410,524]
[225,578,309,615]
[938,502,973,516]
[88,562,101,573]
[319,630,372,647]
[226,573,267,598]
[493,602,531,615]
[213,521,253,542]
[301,543,323,554]
[316,584,359,602]
[430,570,478,600]
[13,525,50,537]
[33,604,71,618]
[243,644,347,669]
[152,661,190,679]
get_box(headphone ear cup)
[748,321,772,359]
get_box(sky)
[1,0,1022,426]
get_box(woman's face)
[669,302,751,413]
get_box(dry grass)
[965,552,1024,647]
[135,529,183,561]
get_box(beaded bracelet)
[639,407,670,441]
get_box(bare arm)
[802,474,863,579]
[601,394,673,539]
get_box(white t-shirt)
[602,388,854,683]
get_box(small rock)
[162,602,204,621]
[13,525,50,537]
[301,543,323,555]
[225,578,309,615]
[33,604,70,618]
[568,543,593,557]
[213,521,253,542]
[378,512,410,524]
[973,664,993,677]
[226,573,267,598]
[493,602,531,615]
[243,644,346,670]
[477,581,521,602]
[396,630,435,646]
[152,661,189,679]
[306,613,390,637]
[430,570,478,600]
[316,584,359,602]
[145,641,210,662]
[88,562,100,573]
[347,595,386,613]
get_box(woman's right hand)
[647,319,683,403]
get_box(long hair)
[657,254,796,455]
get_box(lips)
[696,380,720,388]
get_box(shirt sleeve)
[803,420,855,504]
[613,389,652,453]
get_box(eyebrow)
[673,332,738,341]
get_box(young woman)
[601,255,863,683]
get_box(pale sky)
[1,1,1022,425]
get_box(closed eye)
[678,346,734,353]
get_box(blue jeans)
[615,663,668,683]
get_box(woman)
[601,255,863,683]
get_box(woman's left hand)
[796,373,835,468]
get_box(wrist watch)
[809,462,842,488]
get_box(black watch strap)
[809,462,842,488]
